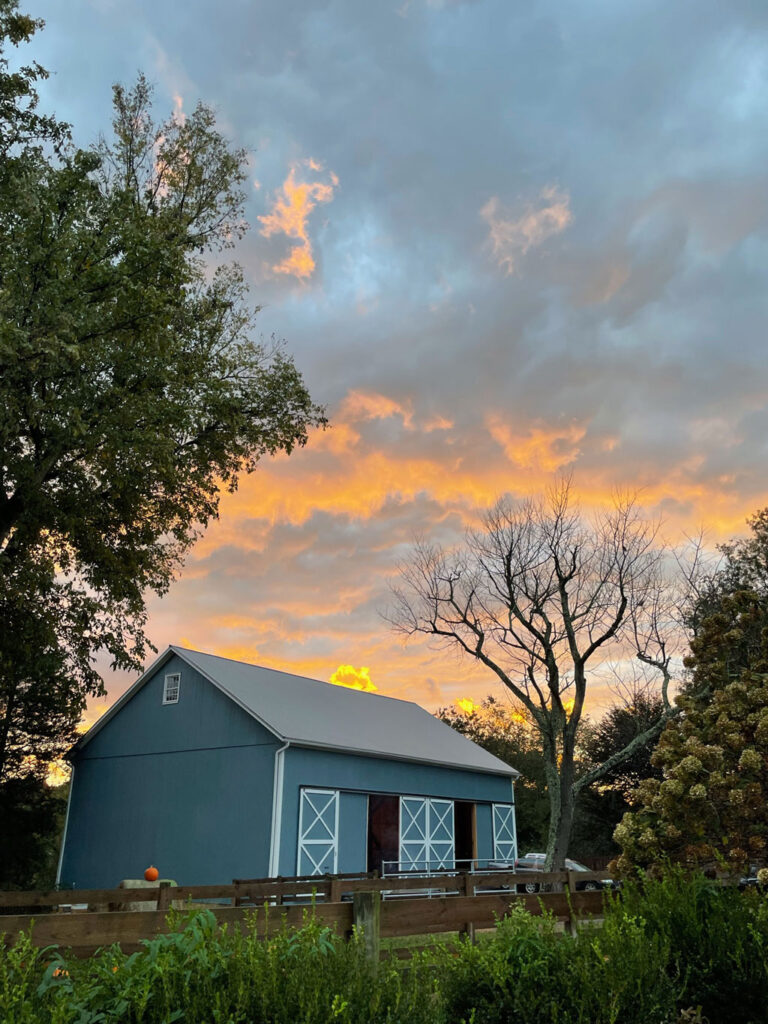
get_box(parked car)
[514,853,617,893]
[738,865,768,892]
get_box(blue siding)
[277,746,515,876]
[338,792,368,874]
[61,657,280,887]
[81,655,274,760]
[62,655,517,885]
[475,803,494,861]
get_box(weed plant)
[1,872,767,1023]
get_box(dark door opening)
[367,795,399,874]
[455,801,476,866]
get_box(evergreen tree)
[615,513,768,875]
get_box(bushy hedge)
[2,872,768,1024]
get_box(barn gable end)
[60,647,520,887]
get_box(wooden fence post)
[157,882,172,913]
[352,891,381,963]
[459,873,477,943]
[565,871,579,936]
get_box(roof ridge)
[171,645,429,711]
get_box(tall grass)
[2,872,767,1023]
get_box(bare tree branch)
[387,480,686,869]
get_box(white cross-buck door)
[297,788,339,875]
[399,797,455,872]
[492,803,517,861]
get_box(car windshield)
[565,859,589,871]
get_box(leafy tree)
[569,694,664,860]
[391,481,683,869]
[437,697,549,853]
[615,587,768,875]
[0,0,66,155]
[0,0,325,825]
[0,776,69,889]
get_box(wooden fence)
[0,868,615,958]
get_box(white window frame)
[162,672,181,705]
[492,802,517,862]
[297,788,339,876]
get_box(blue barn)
[58,647,519,888]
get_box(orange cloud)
[338,390,414,428]
[487,418,587,472]
[329,664,377,692]
[172,93,185,125]
[189,408,758,562]
[424,414,453,432]
[481,185,572,274]
[258,160,337,280]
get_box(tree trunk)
[543,755,576,871]
[0,682,17,783]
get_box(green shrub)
[614,871,768,1024]
[2,875,768,1023]
[433,901,676,1024]
[3,906,439,1024]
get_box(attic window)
[163,673,181,705]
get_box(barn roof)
[76,645,519,778]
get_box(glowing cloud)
[329,664,377,692]
[480,185,572,274]
[456,697,480,716]
[259,160,338,280]
[338,390,414,428]
[487,417,587,472]
[172,93,185,125]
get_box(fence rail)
[0,868,616,957]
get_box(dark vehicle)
[514,852,617,893]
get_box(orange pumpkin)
[144,865,159,882]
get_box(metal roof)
[76,646,518,778]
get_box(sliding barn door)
[399,796,455,872]
[297,788,339,875]
[492,802,517,861]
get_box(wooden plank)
[232,872,371,887]
[1,891,606,954]
[0,883,237,909]
[1,902,355,955]
[379,890,605,938]
[0,870,615,912]
[232,881,332,904]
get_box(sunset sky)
[28,0,768,724]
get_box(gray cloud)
[29,0,768,709]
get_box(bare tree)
[389,480,684,869]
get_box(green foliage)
[4,876,768,1023]
[616,589,768,874]
[571,696,665,860]
[615,871,768,1024]
[615,507,768,876]
[0,0,324,844]
[1,907,439,1024]
[0,776,68,889]
[0,0,67,155]
[437,697,550,851]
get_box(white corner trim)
[268,741,290,876]
[55,763,76,886]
